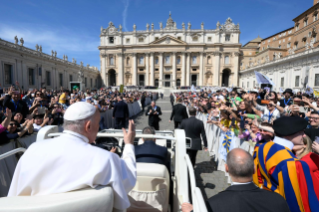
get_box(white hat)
[64,102,96,121]
[250,89,259,93]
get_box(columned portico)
[99,15,241,87]
[159,53,163,87]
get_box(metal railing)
[0,148,26,161]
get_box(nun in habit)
[8,102,137,210]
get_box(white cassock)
[8,130,136,210]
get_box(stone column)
[213,52,220,86]
[159,53,163,87]
[132,53,137,85]
[105,54,109,86]
[145,53,149,86]
[117,53,124,85]
[233,52,239,86]
[200,52,204,86]
[172,52,176,88]
[150,53,154,86]
[181,53,185,86]
[186,53,190,86]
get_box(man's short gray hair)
[63,116,93,133]
[226,148,254,178]
[142,126,156,135]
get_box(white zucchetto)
[64,102,96,121]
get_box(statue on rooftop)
[20,38,24,46]
[54,51,57,57]
[188,22,191,30]
[119,24,122,32]
[39,45,42,52]
[133,24,136,31]
[201,22,204,30]
[51,50,54,57]
[35,44,39,51]
[146,23,149,30]
[151,23,154,30]
[182,22,185,30]
[14,36,18,44]
[160,22,163,30]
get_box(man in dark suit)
[181,148,290,212]
[170,97,188,129]
[3,88,29,120]
[179,107,207,166]
[169,93,175,107]
[135,126,170,172]
[141,92,146,112]
[145,101,162,130]
[112,96,129,129]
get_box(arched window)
[294,41,298,49]
[155,57,159,65]
[192,36,198,41]
[165,55,170,64]
[126,57,130,66]
[176,79,181,87]
[192,56,197,64]
[224,56,230,64]
[207,56,211,64]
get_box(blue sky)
[0,0,312,70]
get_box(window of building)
[90,78,92,87]
[155,69,159,72]
[28,68,34,85]
[177,68,181,71]
[84,77,87,87]
[267,45,269,48]
[69,74,73,82]
[304,19,308,27]
[126,38,130,44]
[138,37,144,42]
[295,75,300,87]
[208,37,212,42]
[109,37,114,44]
[4,64,12,85]
[176,79,181,87]
[155,57,159,64]
[192,56,197,64]
[296,24,299,31]
[126,57,130,66]
[315,74,319,86]
[225,56,230,64]
[177,37,181,40]
[46,71,51,86]
[207,56,211,64]
[165,56,170,64]
[110,56,114,65]
[309,32,312,38]
[155,37,159,41]
[177,56,181,64]
[95,79,97,86]
[155,79,159,87]
[294,42,298,49]
[192,36,198,42]
[59,73,63,87]
[279,45,281,49]
[139,56,144,65]
[287,42,291,48]
[262,47,265,50]
[314,13,318,21]
[281,77,284,87]
[302,38,307,46]
[192,69,197,72]
[225,34,230,42]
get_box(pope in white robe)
[8,102,137,210]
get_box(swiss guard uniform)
[253,116,319,212]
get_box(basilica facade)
[99,14,241,88]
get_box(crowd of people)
[3,82,319,211]
[0,82,156,145]
[170,87,319,212]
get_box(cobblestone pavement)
[134,97,230,200]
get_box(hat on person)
[250,89,259,93]
[283,88,293,95]
[64,102,96,121]
[272,116,307,136]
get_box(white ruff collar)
[273,136,294,150]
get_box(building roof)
[250,35,263,43]
[292,3,319,22]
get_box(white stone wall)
[239,45,319,91]
[0,38,100,91]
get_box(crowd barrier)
[196,113,254,183]
[0,132,39,197]
[0,97,154,197]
